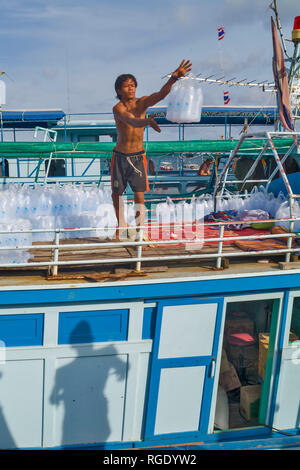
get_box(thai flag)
[218,27,225,40]
[223,91,230,105]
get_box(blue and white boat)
[0,13,299,453]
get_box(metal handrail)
[0,217,299,274]
[213,130,300,262]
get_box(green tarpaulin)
[0,138,295,158]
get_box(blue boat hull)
[0,268,299,450]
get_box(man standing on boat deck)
[112,60,192,240]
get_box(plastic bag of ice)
[275,200,300,231]
[30,216,55,242]
[166,73,203,123]
[0,219,32,264]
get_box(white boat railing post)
[216,224,224,269]
[44,151,53,184]
[286,192,296,263]
[286,216,294,263]
[136,228,143,272]
[51,229,60,276]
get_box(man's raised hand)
[172,60,192,79]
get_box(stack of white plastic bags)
[0,183,123,264]
[155,185,297,238]
[0,219,32,264]
[0,181,298,264]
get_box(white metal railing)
[213,131,300,262]
[0,216,299,275]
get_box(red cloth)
[228,333,256,346]
[145,222,270,247]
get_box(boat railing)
[214,131,300,210]
[0,215,299,275]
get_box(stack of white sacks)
[156,186,298,231]
[0,183,298,264]
[0,183,123,264]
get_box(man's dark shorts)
[111,149,150,195]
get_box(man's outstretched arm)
[139,60,192,109]
[113,103,161,132]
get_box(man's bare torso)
[114,99,146,154]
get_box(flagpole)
[217,27,226,109]
[217,26,231,136]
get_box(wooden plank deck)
[28,237,244,265]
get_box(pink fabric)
[228,333,256,346]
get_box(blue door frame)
[144,296,224,441]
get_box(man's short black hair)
[115,74,137,100]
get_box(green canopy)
[0,138,295,158]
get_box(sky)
[0,0,299,139]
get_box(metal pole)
[266,142,296,189]
[64,115,67,143]
[0,106,3,142]
[239,141,270,191]
[216,225,224,269]
[44,152,53,184]
[136,228,143,272]
[213,134,247,211]
[51,230,60,276]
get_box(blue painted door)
[144,297,223,440]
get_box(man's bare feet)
[109,227,134,242]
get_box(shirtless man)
[112,60,192,240]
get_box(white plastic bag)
[166,74,203,123]
[0,219,32,264]
[275,200,300,231]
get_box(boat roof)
[0,105,277,134]
[1,109,65,128]
[50,106,278,133]
[148,105,278,126]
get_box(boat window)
[0,159,9,177]
[214,298,279,432]
[45,159,66,177]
